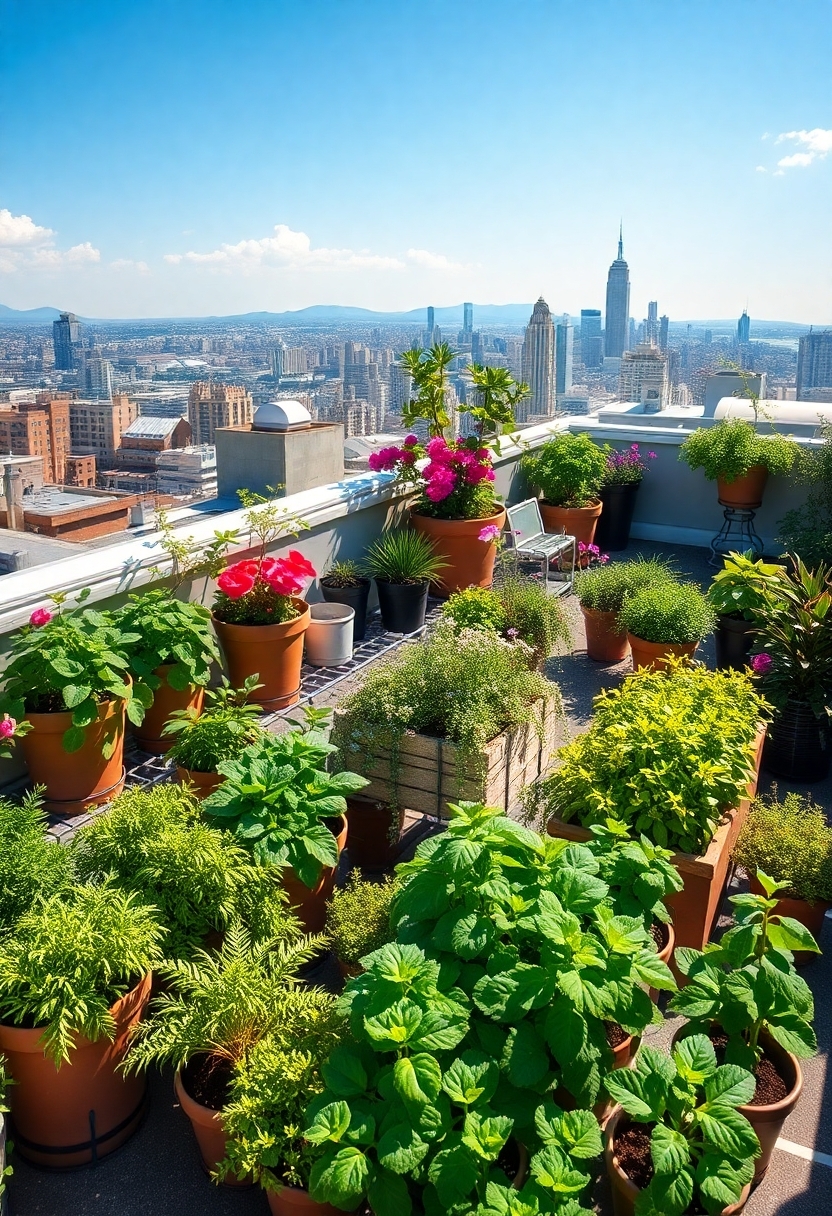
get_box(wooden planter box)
[546,725,766,952]
[337,698,560,819]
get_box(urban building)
[52,312,81,370]
[659,315,669,352]
[0,485,138,542]
[270,344,285,379]
[425,305,435,346]
[520,298,556,421]
[737,310,751,345]
[618,343,668,411]
[70,394,138,467]
[558,388,593,416]
[187,381,253,445]
[644,301,659,346]
[0,395,71,484]
[796,330,832,398]
[604,227,631,359]
[703,370,766,418]
[463,302,473,335]
[64,454,97,488]
[76,352,114,399]
[156,446,218,497]
[112,415,192,478]
[555,315,573,395]
[580,309,603,368]
[281,347,309,376]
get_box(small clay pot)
[627,634,699,672]
[267,1185,345,1216]
[411,507,506,596]
[748,874,829,966]
[22,690,128,814]
[581,605,630,663]
[345,794,405,870]
[176,766,225,800]
[717,465,768,509]
[174,1066,252,1187]
[213,598,310,711]
[281,815,348,933]
[540,500,602,547]
[132,665,204,754]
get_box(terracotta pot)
[281,815,348,933]
[21,691,128,814]
[748,874,829,966]
[132,665,204,754]
[267,1186,345,1216]
[176,766,225,800]
[174,1067,251,1187]
[555,1030,638,1124]
[627,634,699,672]
[213,598,310,711]
[581,605,630,663]
[717,465,768,509]
[648,921,675,1003]
[345,794,405,870]
[411,507,506,596]
[0,974,151,1168]
[540,500,602,547]
[604,1106,751,1216]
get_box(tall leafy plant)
[163,675,263,773]
[115,586,219,694]
[751,555,832,720]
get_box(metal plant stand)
[709,506,763,566]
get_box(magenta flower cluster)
[604,442,657,485]
[369,434,496,504]
[578,542,609,565]
[751,652,773,675]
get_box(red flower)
[217,566,256,599]
[284,550,316,579]
[29,607,52,627]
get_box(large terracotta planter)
[176,766,225,800]
[133,664,204,754]
[174,1066,251,1186]
[717,465,768,509]
[213,598,310,711]
[281,815,348,933]
[540,500,602,547]
[0,974,151,1168]
[604,1107,751,1216]
[345,794,405,870]
[267,1186,345,1216]
[411,507,506,596]
[627,634,699,672]
[748,874,829,966]
[581,605,630,663]
[21,692,128,814]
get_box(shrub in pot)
[670,870,818,1181]
[595,442,657,552]
[0,885,163,1167]
[618,580,716,670]
[0,595,148,812]
[363,529,446,633]
[707,551,787,671]
[0,787,75,929]
[680,417,797,508]
[734,790,832,959]
[164,674,264,797]
[115,587,219,753]
[325,872,397,977]
[521,431,608,545]
[604,1035,758,1216]
[441,572,572,668]
[319,560,371,641]
[575,557,675,662]
[778,422,832,568]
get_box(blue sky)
[1,0,831,320]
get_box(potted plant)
[203,710,367,933]
[115,587,219,753]
[325,873,397,978]
[604,1036,758,1216]
[594,442,657,552]
[574,557,675,662]
[0,594,147,813]
[752,556,832,782]
[363,529,446,633]
[734,790,832,962]
[680,417,797,508]
[163,675,264,797]
[778,422,832,568]
[0,787,74,929]
[319,560,371,641]
[618,580,716,670]
[521,431,608,545]
[369,347,527,595]
[538,659,766,949]
[670,871,818,1181]
[331,622,559,816]
[126,925,334,1182]
[707,551,787,671]
[0,885,163,1168]
[441,570,572,669]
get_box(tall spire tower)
[604,227,631,359]
[618,221,624,260]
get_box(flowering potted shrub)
[618,580,716,671]
[594,442,657,552]
[369,345,527,594]
[319,559,371,641]
[164,675,264,798]
[440,570,571,668]
[521,431,608,545]
[0,594,147,812]
[707,551,787,671]
[363,529,446,633]
[574,556,675,662]
[679,417,797,509]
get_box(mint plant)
[586,823,683,931]
[163,675,263,773]
[669,869,818,1071]
[115,587,219,695]
[604,1036,759,1215]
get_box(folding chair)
[505,499,577,596]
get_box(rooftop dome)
[252,399,312,432]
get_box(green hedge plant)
[618,581,716,645]
[575,557,675,614]
[441,572,571,666]
[680,418,797,482]
[734,790,832,904]
[585,822,683,931]
[521,432,607,508]
[325,873,398,968]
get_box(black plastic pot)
[715,614,756,670]
[375,579,429,634]
[763,701,831,783]
[320,579,370,641]
[594,481,641,552]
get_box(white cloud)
[0,209,100,271]
[165,223,405,273]
[406,247,465,271]
[755,165,767,173]
[775,128,832,170]
[30,241,101,268]
[110,258,149,273]
[0,208,54,247]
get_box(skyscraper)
[580,310,603,368]
[53,312,81,370]
[797,330,832,398]
[463,302,473,334]
[188,381,253,445]
[604,226,631,359]
[644,301,659,346]
[520,298,556,421]
[555,315,573,395]
[659,315,669,352]
[737,310,751,345]
[425,306,436,347]
[618,344,668,412]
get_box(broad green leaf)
[461,1111,512,1161]
[377,1122,430,1174]
[637,1166,694,1216]
[308,1146,371,1207]
[428,1142,480,1207]
[441,1052,498,1106]
[543,997,587,1065]
[393,1054,442,1108]
[554,866,609,914]
[409,1008,469,1052]
[364,999,423,1048]
[696,1152,747,1210]
[305,1101,351,1144]
[502,1021,550,1088]
[303,822,340,867]
[62,683,92,709]
[62,724,88,753]
[368,1170,412,1216]
[768,917,821,955]
[767,1015,817,1058]
[704,1064,756,1108]
[633,951,677,992]
[674,1033,716,1083]
[70,697,98,728]
[650,1124,690,1175]
[696,1104,760,1159]
[530,1144,588,1194]
[322,1045,368,1097]
[559,1109,603,1159]
[603,1069,659,1121]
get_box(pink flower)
[478,525,501,543]
[0,717,16,739]
[426,436,451,462]
[368,446,402,472]
[465,463,490,485]
[284,550,316,579]
[751,652,773,675]
[217,566,256,599]
[404,434,418,446]
[29,608,52,627]
[268,571,303,597]
[424,467,457,501]
[648,451,658,460]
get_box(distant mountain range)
[0,304,64,323]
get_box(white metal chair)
[505,499,577,596]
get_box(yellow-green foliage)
[326,872,398,965]
[734,791,832,904]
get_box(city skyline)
[1,1,831,322]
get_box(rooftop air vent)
[252,399,311,432]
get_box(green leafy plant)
[442,573,572,667]
[618,581,716,645]
[521,433,607,508]
[163,675,264,773]
[203,722,368,884]
[114,586,219,697]
[399,343,458,438]
[670,869,819,1069]
[442,587,507,635]
[0,593,148,754]
[465,363,529,446]
[364,530,447,585]
[533,659,764,852]
[707,551,787,621]
[734,790,832,904]
[679,418,797,483]
[604,1036,759,1215]
[585,822,683,930]
[0,788,75,929]
[321,560,368,589]
[0,885,164,1064]
[575,557,676,614]
[778,423,832,568]
[751,556,832,720]
[326,873,398,967]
